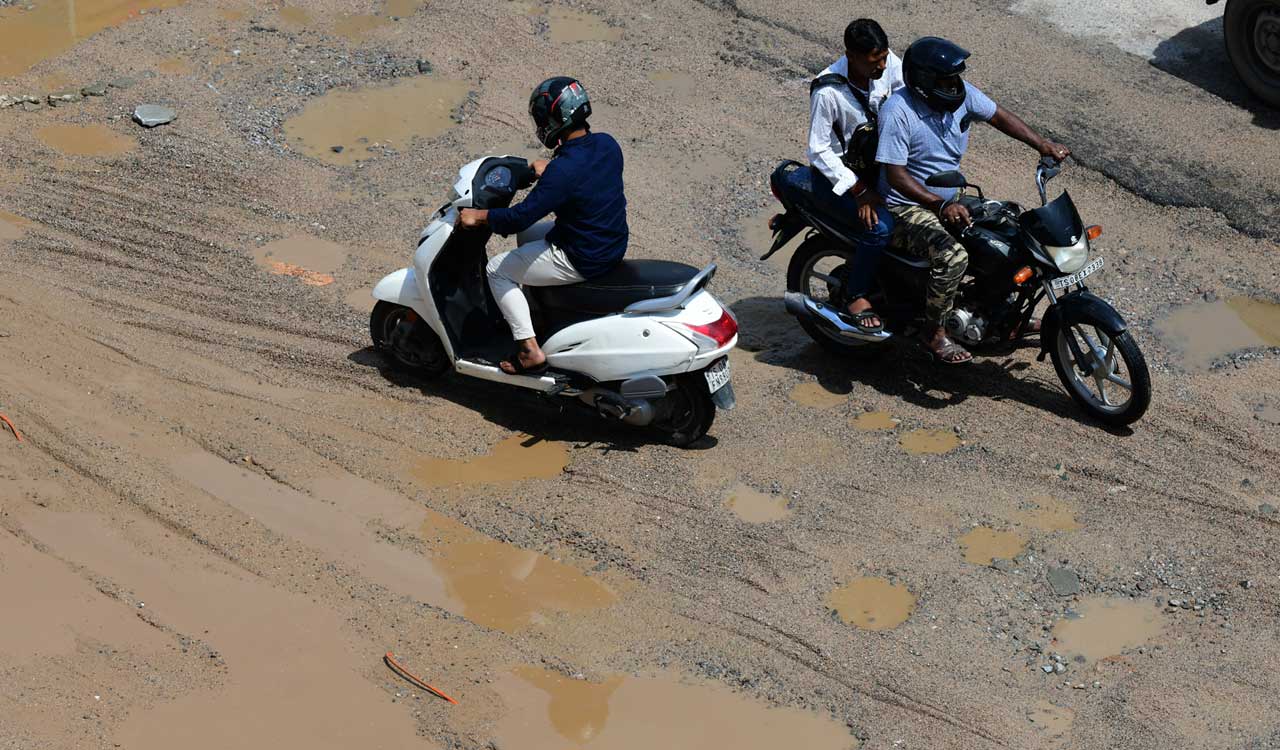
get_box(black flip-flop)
[500,352,549,376]
[841,309,884,334]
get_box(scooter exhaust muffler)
[784,291,891,343]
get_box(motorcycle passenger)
[458,77,628,375]
[876,37,1070,364]
[807,18,904,334]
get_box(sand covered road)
[1,1,1279,749]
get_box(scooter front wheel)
[654,375,716,448]
[370,301,450,377]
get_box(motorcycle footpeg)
[784,291,892,343]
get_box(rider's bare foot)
[922,326,972,365]
[845,297,882,332]
[500,339,548,375]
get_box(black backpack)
[810,73,879,183]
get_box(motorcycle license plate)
[1051,257,1104,291]
[704,357,731,394]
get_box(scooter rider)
[876,37,1070,364]
[807,18,904,334]
[458,77,628,375]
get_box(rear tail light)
[678,308,738,353]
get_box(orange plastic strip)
[384,651,458,705]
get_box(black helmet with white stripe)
[528,77,592,148]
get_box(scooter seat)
[533,259,701,314]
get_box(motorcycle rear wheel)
[786,237,885,357]
[370,301,451,378]
[1049,314,1151,427]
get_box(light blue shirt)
[875,82,998,207]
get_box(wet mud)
[827,577,915,631]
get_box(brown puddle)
[538,7,622,43]
[332,13,390,41]
[0,0,188,77]
[739,207,796,270]
[37,124,137,157]
[958,526,1026,565]
[789,381,847,408]
[1014,495,1082,532]
[1156,296,1280,370]
[169,452,611,632]
[648,69,698,97]
[827,577,915,631]
[157,55,192,74]
[278,5,310,25]
[494,666,854,750]
[284,76,471,166]
[1028,700,1074,739]
[21,512,430,750]
[0,210,30,241]
[411,434,568,488]
[252,235,346,286]
[1052,595,1165,662]
[421,515,616,631]
[217,7,246,22]
[900,428,960,455]
[851,411,897,431]
[724,483,791,524]
[383,0,422,16]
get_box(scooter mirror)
[925,170,968,189]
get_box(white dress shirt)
[807,52,905,197]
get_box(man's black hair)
[844,19,889,54]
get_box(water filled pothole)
[1156,296,1280,370]
[900,428,959,455]
[283,77,471,166]
[958,526,1026,566]
[1014,495,1081,532]
[535,7,622,43]
[827,577,915,630]
[411,434,568,487]
[332,13,390,41]
[724,483,791,524]
[0,0,188,77]
[493,666,855,749]
[738,207,794,270]
[0,210,30,242]
[37,124,136,157]
[789,381,847,408]
[252,235,346,286]
[1027,700,1074,739]
[850,411,897,431]
[1052,596,1165,662]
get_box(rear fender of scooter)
[542,314,698,382]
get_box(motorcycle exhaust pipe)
[784,291,891,343]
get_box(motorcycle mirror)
[925,171,968,189]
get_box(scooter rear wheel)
[370,301,450,378]
[655,375,716,448]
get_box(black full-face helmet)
[528,76,592,148]
[902,37,971,114]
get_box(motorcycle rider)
[458,77,628,375]
[876,37,1070,364]
[806,18,904,334]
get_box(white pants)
[486,222,585,341]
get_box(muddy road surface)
[2,1,1279,749]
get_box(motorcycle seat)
[532,259,701,314]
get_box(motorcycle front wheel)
[1049,312,1151,427]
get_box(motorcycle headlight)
[1046,236,1090,274]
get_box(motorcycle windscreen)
[1019,190,1084,247]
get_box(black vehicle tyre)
[1224,0,1280,108]
[1049,314,1151,427]
[786,237,885,358]
[370,301,450,378]
[655,375,716,448]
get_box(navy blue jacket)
[488,131,629,278]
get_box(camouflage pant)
[887,204,969,325]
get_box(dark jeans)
[809,167,892,302]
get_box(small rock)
[133,104,176,128]
[1168,599,1183,607]
[1260,503,1277,517]
[991,558,1014,573]
[48,88,83,105]
[1053,663,1066,674]
[109,76,138,90]
[1072,683,1086,689]
[81,82,109,97]
[20,102,41,112]
[0,94,15,109]
[416,58,433,74]
[1041,664,1054,674]
[330,145,344,153]
[1046,567,1081,596]
[1092,680,1102,688]
[1241,580,1255,590]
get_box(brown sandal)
[925,335,973,365]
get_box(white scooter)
[368,155,738,447]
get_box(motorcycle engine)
[944,308,987,345]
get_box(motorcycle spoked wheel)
[786,237,890,357]
[1049,312,1151,427]
[370,301,451,378]
[654,375,716,448]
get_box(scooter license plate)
[704,357,731,394]
[1050,257,1104,291]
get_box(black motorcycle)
[763,157,1151,427]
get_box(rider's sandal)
[1007,318,1043,341]
[926,338,973,365]
[501,352,549,376]
[842,310,884,334]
